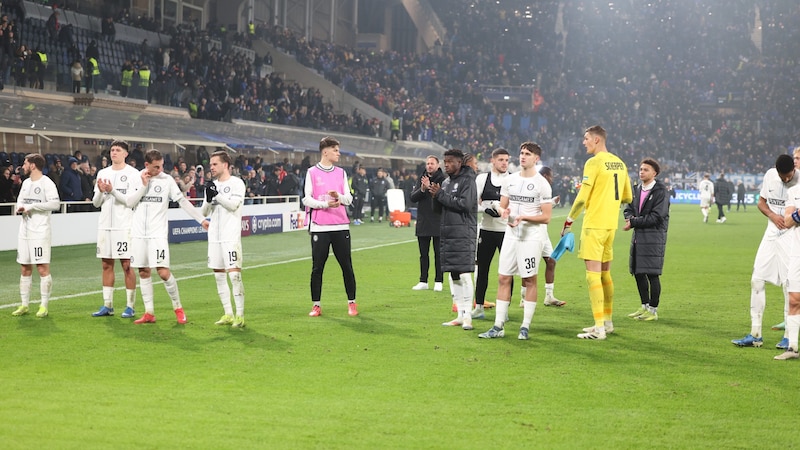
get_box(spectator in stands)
[181,173,196,198]
[79,161,95,211]
[0,165,15,215]
[13,44,29,87]
[46,10,60,43]
[85,40,99,62]
[59,157,83,212]
[101,17,116,42]
[263,166,280,202]
[279,165,299,198]
[70,59,83,93]
[47,159,63,196]
[130,144,144,169]
[5,0,25,22]
[74,150,88,164]
[177,160,189,176]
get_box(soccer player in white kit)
[731,153,799,349]
[777,160,800,360]
[124,149,208,324]
[478,142,553,340]
[202,151,247,328]
[91,140,142,318]
[698,173,714,223]
[11,154,61,318]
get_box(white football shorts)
[97,229,132,259]
[208,241,243,270]
[130,237,171,268]
[498,233,545,279]
[541,237,553,258]
[17,238,51,265]
[752,232,790,286]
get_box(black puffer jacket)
[434,166,477,274]
[623,180,670,275]
[410,168,445,237]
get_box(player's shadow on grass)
[321,312,421,338]
[100,316,292,352]
[14,315,63,337]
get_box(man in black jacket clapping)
[410,156,446,291]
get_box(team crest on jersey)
[154,185,162,193]
[224,186,231,193]
[121,175,128,182]
[34,187,41,194]
[526,183,534,190]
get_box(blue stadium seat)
[10,152,20,167]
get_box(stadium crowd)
[2,1,799,189]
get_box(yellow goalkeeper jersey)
[568,151,633,229]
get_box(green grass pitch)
[0,204,794,448]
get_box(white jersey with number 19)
[202,176,246,243]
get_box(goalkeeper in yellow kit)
[562,125,633,340]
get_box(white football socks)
[140,276,155,314]
[163,274,182,309]
[126,288,136,308]
[103,285,114,308]
[215,272,233,316]
[229,271,245,317]
[494,300,510,329]
[20,275,33,307]
[750,279,766,338]
[787,315,800,351]
[40,274,52,308]
[522,300,537,329]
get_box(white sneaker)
[774,348,800,360]
[442,318,463,327]
[433,282,443,292]
[720,216,727,223]
[462,318,474,330]
[543,295,566,307]
[471,306,485,319]
[411,282,429,290]
[582,322,614,334]
[577,327,607,340]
